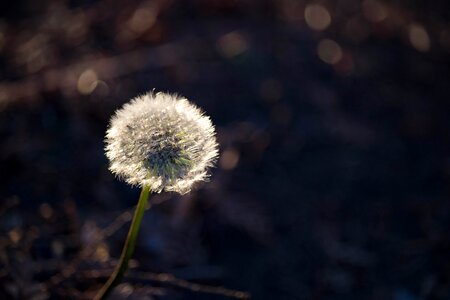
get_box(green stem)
[94,185,151,300]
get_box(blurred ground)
[1,0,450,299]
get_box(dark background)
[1,0,450,299]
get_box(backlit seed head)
[105,92,219,194]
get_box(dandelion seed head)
[105,92,219,194]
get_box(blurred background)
[1,0,450,299]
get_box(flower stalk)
[94,185,151,300]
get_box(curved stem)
[94,185,151,300]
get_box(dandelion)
[95,92,218,300]
[105,92,218,194]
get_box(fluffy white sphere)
[105,92,219,194]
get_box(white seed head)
[105,92,219,194]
